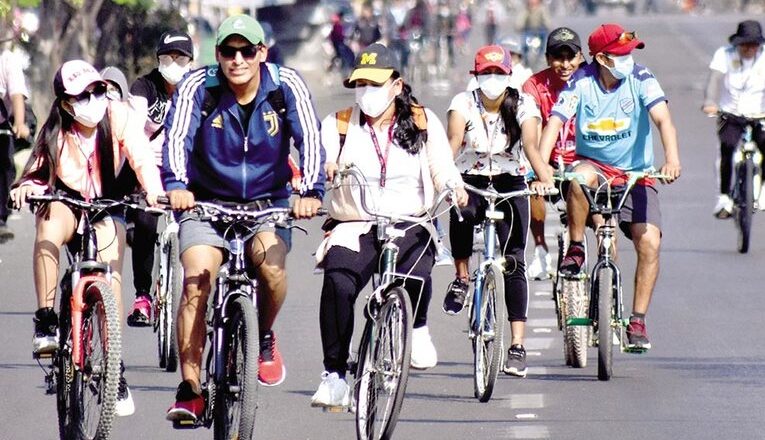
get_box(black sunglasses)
[218,44,260,59]
[70,83,108,103]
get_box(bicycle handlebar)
[463,182,558,199]
[27,192,162,214]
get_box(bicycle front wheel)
[157,232,182,372]
[561,276,589,368]
[473,263,505,402]
[214,295,259,440]
[737,159,754,253]
[596,268,614,381]
[70,281,122,440]
[355,286,413,440]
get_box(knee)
[633,228,661,259]
[258,262,286,290]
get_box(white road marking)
[530,300,555,309]
[523,337,553,350]
[532,328,553,334]
[527,318,558,327]
[505,425,550,439]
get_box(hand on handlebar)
[292,196,323,219]
[167,189,196,210]
[453,186,469,208]
[530,179,556,196]
[658,161,682,184]
[10,185,45,210]
[701,104,719,116]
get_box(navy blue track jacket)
[161,63,325,201]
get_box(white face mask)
[602,54,634,80]
[355,82,396,118]
[70,94,108,128]
[158,62,191,85]
[477,74,511,100]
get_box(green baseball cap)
[216,15,265,46]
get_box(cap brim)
[730,35,765,45]
[343,67,394,88]
[547,42,582,55]
[66,79,107,96]
[470,62,512,75]
[602,39,644,56]
[158,48,194,58]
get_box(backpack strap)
[335,106,353,162]
[202,65,222,120]
[264,63,287,118]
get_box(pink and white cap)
[54,60,105,97]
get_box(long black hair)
[476,86,522,151]
[17,98,116,197]
[391,72,427,155]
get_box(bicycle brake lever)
[290,224,309,235]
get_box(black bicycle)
[170,201,313,440]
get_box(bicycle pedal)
[172,419,203,429]
[33,351,53,360]
[323,405,350,413]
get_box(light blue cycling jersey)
[551,61,667,171]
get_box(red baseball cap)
[588,23,645,56]
[470,45,512,75]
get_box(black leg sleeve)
[0,132,15,223]
[719,116,745,195]
[131,209,159,295]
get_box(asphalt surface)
[2,7,765,440]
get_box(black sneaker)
[504,344,528,377]
[0,221,13,244]
[626,317,651,351]
[32,307,58,355]
[559,242,585,276]
[442,277,469,315]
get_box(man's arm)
[10,93,28,139]
[702,70,723,114]
[539,114,564,165]
[649,101,681,183]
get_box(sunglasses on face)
[218,44,260,60]
[159,54,192,67]
[69,83,108,104]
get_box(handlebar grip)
[156,195,171,206]
[316,207,328,216]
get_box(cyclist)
[442,45,555,378]
[516,0,551,65]
[352,2,382,50]
[311,43,468,407]
[100,66,131,103]
[702,20,765,218]
[10,60,164,416]
[465,35,532,92]
[163,15,324,422]
[123,31,195,328]
[539,23,682,351]
[522,27,584,280]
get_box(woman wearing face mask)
[441,45,554,379]
[10,60,164,416]
[310,43,469,409]
[123,31,194,327]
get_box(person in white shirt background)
[702,20,765,218]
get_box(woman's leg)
[33,202,77,309]
[94,218,127,322]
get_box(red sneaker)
[166,381,205,422]
[127,294,152,327]
[258,330,286,386]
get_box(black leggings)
[319,225,434,374]
[0,129,15,223]
[449,173,530,322]
[129,209,159,295]
[718,114,765,194]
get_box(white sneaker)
[115,376,135,417]
[310,371,350,408]
[410,326,437,369]
[527,246,551,280]
[433,239,454,267]
[713,194,734,219]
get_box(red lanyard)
[366,115,395,188]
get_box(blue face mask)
[602,54,634,80]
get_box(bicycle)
[721,113,764,253]
[170,201,311,440]
[31,192,159,440]
[150,210,182,371]
[461,182,554,402]
[332,164,457,439]
[561,170,667,381]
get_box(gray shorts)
[619,185,662,239]
[177,199,292,255]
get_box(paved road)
[2,9,765,440]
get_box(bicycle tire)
[355,286,413,440]
[214,295,259,440]
[57,289,76,440]
[158,232,182,372]
[70,281,121,440]
[562,277,589,369]
[596,268,614,381]
[473,262,506,402]
[737,159,754,253]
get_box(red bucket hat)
[588,23,645,56]
[470,45,512,75]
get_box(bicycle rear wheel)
[472,263,505,402]
[157,232,182,372]
[355,286,413,440]
[736,159,754,253]
[69,281,121,440]
[596,268,614,381]
[214,295,259,440]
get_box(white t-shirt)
[709,44,765,116]
[0,49,30,125]
[448,89,540,176]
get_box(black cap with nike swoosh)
[157,30,194,59]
